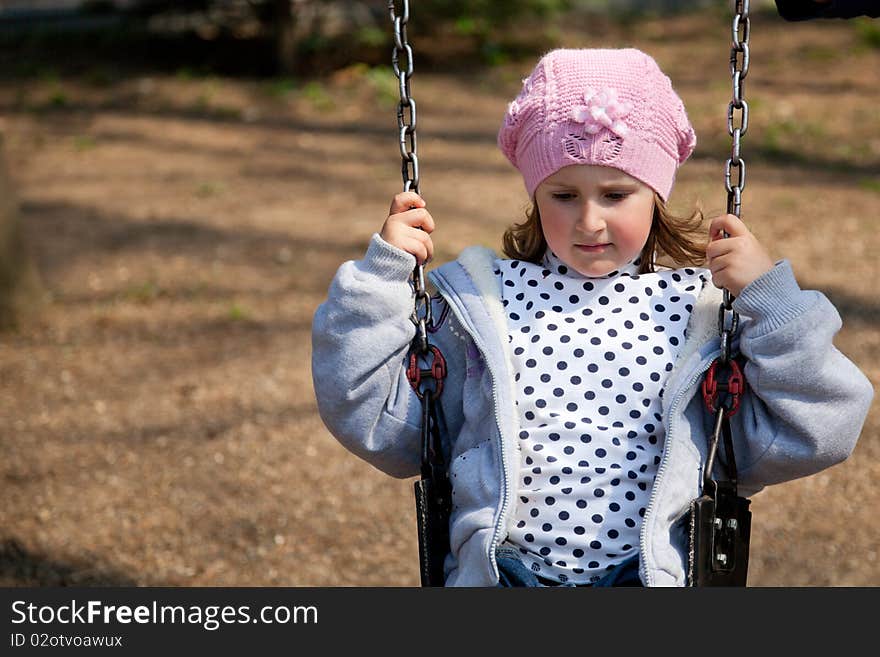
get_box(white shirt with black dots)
[494,250,708,584]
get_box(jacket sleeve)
[726,260,874,494]
[311,233,425,479]
[775,0,879,20]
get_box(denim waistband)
[495,546,642,587]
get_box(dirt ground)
[1,9,878,586]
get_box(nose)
[576,200,606,234]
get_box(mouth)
[575,243,611,252]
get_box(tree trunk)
[0,134,43,330]
[273,0,298,75]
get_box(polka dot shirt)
[494,250,708,584]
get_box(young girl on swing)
[311,48,873,587]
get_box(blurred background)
[0,0,877,586]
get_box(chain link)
[389,0,431,354]
[719,0,750,364]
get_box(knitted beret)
[497,48,696,201]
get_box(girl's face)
[534,164,655,277]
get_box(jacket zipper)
[638,351,717,586]
[430,271,512,583]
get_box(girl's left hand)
[706,214,775,296]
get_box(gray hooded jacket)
[311,234,874,586]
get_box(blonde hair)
[501,193,707,274]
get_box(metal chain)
[389,0,431,355]
[389,0,419,195]
[719,0,750,364]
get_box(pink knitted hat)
[497,48,696,201]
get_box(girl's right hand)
[380,192,435,265]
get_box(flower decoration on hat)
[571,87,631,138]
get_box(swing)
[688,0,753,587]
[386,0,753,588]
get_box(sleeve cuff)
[731,259,815,337]
[359,233,417,281]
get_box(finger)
[413,209,435,233]
[708,213,747,239]
[412,224,434,252]
[707,252,738,274]
[709,213,748,240]
[705,235,740,259]
[414,227,434,262]
[707,213,740,232]
[709,265,730,290]
[403,234,432,265]
[390,191,426,215]
[394,207,435,233]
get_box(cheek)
[538,210,568,250]
[613,206,654,253]
[615,221,652,249]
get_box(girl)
[311,48,873,587]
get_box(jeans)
[495,546,642,587]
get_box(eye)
[551,192,576,201]
[605,192,631,201]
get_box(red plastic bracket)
[701,358,744,416]
[406,345,447,399]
